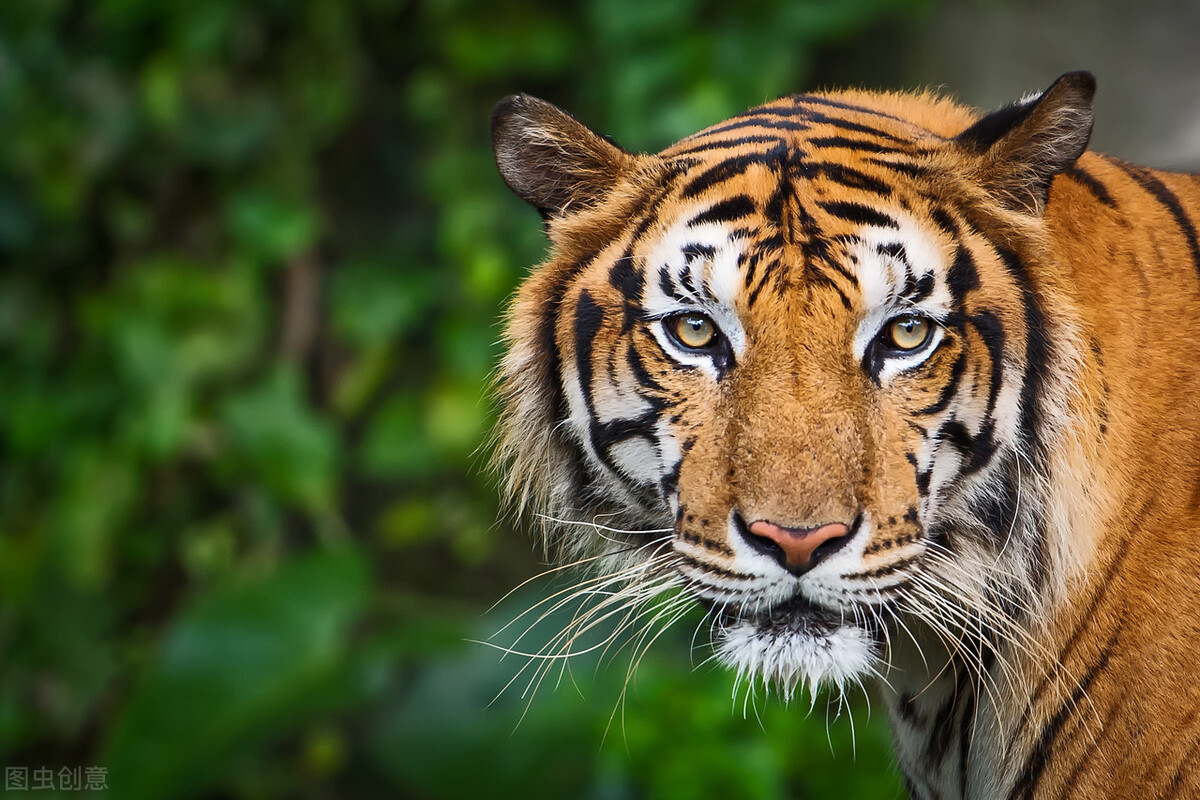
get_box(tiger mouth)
[706,592,841,637]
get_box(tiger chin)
[489,71,1200,799]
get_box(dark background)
[1,1,1195,798]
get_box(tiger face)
[491,74,1097,698]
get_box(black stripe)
[997,247,1050,457]
[855,555,919,580]
[973,456,1019,544]
[877,241,907,262]
[861,530,923,556]
[807,135,906,155]
[758,231,786,253]
[677,554,758,581]
[545,251,601,422]
[681,242,717,262]
[764,181,798,242]
[678,257,700,298]
[1010,627,1120,800]
[740,250,762,295]
[818,200,899,229]
[1161,736,1200,798]
[573,290,613,471]
[1117,162,1200,280]
[865,156,928,178]
[807,267,854,310]
[573,294,660,488]
[609,255,643,333]
[658,264,678,301]
[625,341,668,402]
[925,696,957,767]
[573,291,604,397]
[929,206,959,238]
[937,417,997,476]
[822,250,861,288]
[1063,165,1116,208]
[908,451,931,496]
[784,106,910,143]
[595,413,658,454]
[805,161,894,196]
[912,350,967,416]
[946,244,980,302]
[958,681,978,799]
[783,93,916,128]
[747,254,779,307]
[680,145,788,199]
[688,116,809,140]
[689,194,757,226]
[804,113,907,144]
[658,457,682,503]
[899,272,936,304]
[968,310,1006,417]
[678,528,733,556]
[670,134,787,156]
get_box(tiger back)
[490,72,1200,799]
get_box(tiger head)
[490,74,1100,698]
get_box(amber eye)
[669,313,718,349]
[884,314,933,351]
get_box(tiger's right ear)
[492,94,633,218]
[953,72,1096,214]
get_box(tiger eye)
[886,315,931,351]
[672,314,717,349]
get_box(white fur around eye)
[846,213,952,381]
[643,213,747,353]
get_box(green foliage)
[103,549,371,800]
[0,0,930,797]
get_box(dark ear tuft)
[956,71,1096,214]
[491,94,631,217]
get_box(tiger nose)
[744,519,852,575]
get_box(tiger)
[488,71,1200,799]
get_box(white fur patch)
[716,618,876,701]
[848,214,953,382]
[643,213,748,376]
[607,437,661,485]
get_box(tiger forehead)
[650,92,945,231]
[627,154,944,311]
[660,90,956,159]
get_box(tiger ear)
[492,94,633,218]
[955,71,1096,214]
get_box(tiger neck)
[881,629,1025,800]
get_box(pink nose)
[747,520,851,572]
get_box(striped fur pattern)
[490,72,1200,798]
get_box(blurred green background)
[2,0,1193,798]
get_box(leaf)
[227,189,318,265]
[102,548,370,800]
[219,366,340,511]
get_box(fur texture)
[490,72,1200,799]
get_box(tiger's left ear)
[955,71,1096,214]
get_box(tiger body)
[490,73,1200,799]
